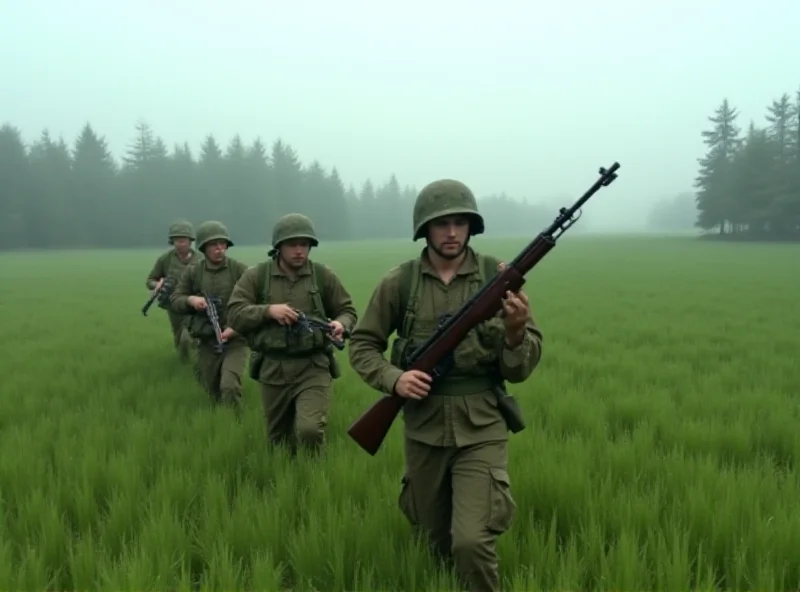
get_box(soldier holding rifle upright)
[348,180,544,592]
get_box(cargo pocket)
[398,476,419,526]
[486,468,516,534]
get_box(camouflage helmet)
[168,219,195,244]
[271,213,319,248]
[412,179,485,241]
[196,220,234,251]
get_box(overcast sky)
[2,0,798,229]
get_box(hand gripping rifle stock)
[346,162,620,456]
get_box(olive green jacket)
[226,258,357,385]
[145,248,199,290]
[170,256,249,347]
[349,247,543,447]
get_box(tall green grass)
[1,235,799,591]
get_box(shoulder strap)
[229,259,238,283]
[257,260,272,305]
[396,252,498,338]
[478,253,500,285]
[194,260,204,291]
[397,259,421,339]
[309,260,326,318]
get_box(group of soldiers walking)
[144,180,544,592]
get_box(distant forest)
[0,121,577,251]
[2,86,798,251]
[692,87,800,241]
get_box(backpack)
[396,252,499,339]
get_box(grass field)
[2,235,800,591]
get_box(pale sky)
[2,0,798,229]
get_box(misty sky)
[2,0,798,229]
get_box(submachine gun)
[141,278,175,316]
[203,294,225,354]
[287,310,351,350]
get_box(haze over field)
[2,3,800,588]
[3,0,799,233]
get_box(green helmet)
[168,219,195,243]
[196,220,234,251]
[412,179,485,241]
[271,213,319,248]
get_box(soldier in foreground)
[170,221,250,413]
[348,181,544,592]
[145,219,199,362]
[227,213,357,454]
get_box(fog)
[1,0,798,237]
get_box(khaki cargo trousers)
[399,438,516,592]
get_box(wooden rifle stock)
[347,162,620,455]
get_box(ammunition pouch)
[187,314,215,340]
[251,323,326,356]
[493,385,526,434]
[249,351,264,381]
[326,344,342,380]
[247,343,342,382]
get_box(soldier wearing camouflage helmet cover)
[170,220,250,414]
[227,213,357,455]
[145,219,200,362]
[348,180,544,592]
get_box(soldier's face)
[427,215,470,260]
[204,240,228,263]
[280,239,311,268]
[173,238,191,253]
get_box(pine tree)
[694,99,742,233]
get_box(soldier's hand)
[267,303,299,325]
[394,370,432,400]
[155,278,165,290]
[220,327,236,342]
[501,289,529,346]
[188,296,207,311]
[328,320,345,339]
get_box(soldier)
[227,213,357,455]
[170,220,250,413]
[145,219,200,362]
[348,180,544,592]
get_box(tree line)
[695,86,800,240]
[0,120,567,251]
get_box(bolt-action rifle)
[346,162,621,456]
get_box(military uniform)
[348,181,544,592]
[227,214,357,453]
[145,219,199,361]
[170,221,250,411]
